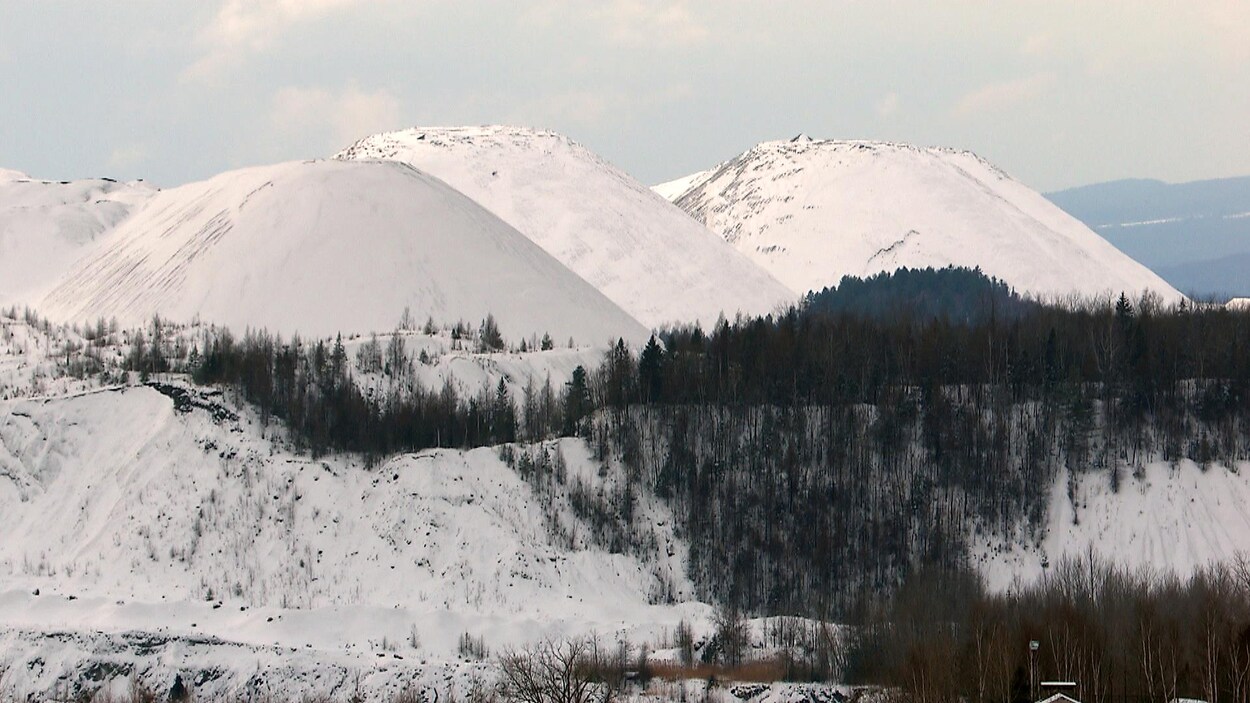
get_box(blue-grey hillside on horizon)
[1048,175,1250,300]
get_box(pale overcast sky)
[2,1,1247,191]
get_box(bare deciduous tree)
[497,637,614,703]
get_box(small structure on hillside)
[1037,681,1080,703]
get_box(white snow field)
[975,459,1250,591]
[0,170,154,305]
[656,136,1185,302]
[334,126,797,327]
[37,158,647,345]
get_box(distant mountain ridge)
[1047,175,1250,298]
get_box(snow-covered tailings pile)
[335,125,796,327]
[657,135,1183,302]
[0,170,153,305]
[38,158,647,344]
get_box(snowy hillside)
[334,126,797,327]
[0,312,708,698]
[0,388,690,616]
[37,159,647,344]
[0,170,153,305]
[657,136,1184,302]
[5,311,1250,698]
[976,460,1250,590]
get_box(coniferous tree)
[638,335,664,402]
[493,377,517,443]
[479,314,504,352]
[563,365,592,436]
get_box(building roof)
[1037,693,1081,703]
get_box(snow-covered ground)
[975,459,1250,591]
[657,135,1184,303]
[652,169,714,203]
[36,158,647,344]
[335,126,797,328]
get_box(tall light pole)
[1030,640,1040,702]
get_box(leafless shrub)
[459,632,489,660]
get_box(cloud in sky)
[185,0,370,80]
[269,85,403,152]
[1019,33,1051,58]
[1196,1,1250,61]
[2,1,1249,192]
[876,92,900,119]
[952,73,1056,119]
[597,0,710,47]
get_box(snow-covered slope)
[37,159,647,344]
[976,460,1250,590]
[334,126,797,327]
[658,136,1184,302]
[0,381,702,699]
[0,388,688,616]
[651,168,713,203]
[0,170,154,304]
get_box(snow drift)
[657,136,1184,303]
[335,126,797,327]
[37,159,647,343]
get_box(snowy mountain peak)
[0,167,29,181]
[335,125,797,327]
[659,137,1184,302]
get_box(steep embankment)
[0,379,699,698]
